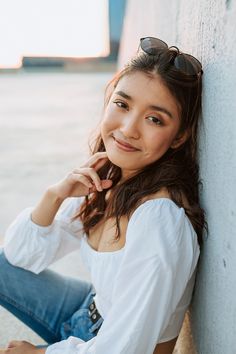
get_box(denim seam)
[0,292,58,337]
[57,283,94,333]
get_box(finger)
[73,168,103,192]
[91,156,109,172]
[88,179,113,194]
[88,185,98,194]
[82,152,108,169]
[70,173,110,195]
[101,179,113,189]
[70,173,93,189]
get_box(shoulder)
[126,196,198,262]
[129,197,185,235]
[140,187,190,209]
[129,188,185,235]
[140,187,171,202]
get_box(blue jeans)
[0,250,103,347]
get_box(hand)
[48,152,113,200]
[0,340,46,353]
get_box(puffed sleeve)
[3,197,85,274]
[45,198,200,354]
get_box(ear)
[170,129,190,149]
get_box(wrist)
[46,186,65,204]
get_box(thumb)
[101,179,113,189]
[88,179,113,194]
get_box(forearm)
[31,188,64,227]
[30,153,111,227]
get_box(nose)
[119,112,140,140]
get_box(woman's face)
[101,71,185,180]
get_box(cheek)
[101,107,118,136]
[100,117,111,140]
[145,129,177,157]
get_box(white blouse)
[3,197,200,354]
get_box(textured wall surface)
[119,1,236,353]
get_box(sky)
[0,0,109,68]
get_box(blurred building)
[22,0,127,71]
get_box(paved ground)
[0,71,110,348]
[0,71,196,353]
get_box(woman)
[0,37,206,354]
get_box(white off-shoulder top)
[3,197,200,354]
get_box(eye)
[146,116,163,125]
[113,100,128,110]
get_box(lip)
[112,136,140,152]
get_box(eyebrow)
[114,90,174,120]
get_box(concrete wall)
[118,1,236,353]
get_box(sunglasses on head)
[140,37,203,76]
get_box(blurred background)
[0,0,127,240]
[0,0,129,349]
[1,1,236,354]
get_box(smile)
[112,136,140,152]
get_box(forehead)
[114,71,181,118]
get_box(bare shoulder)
[141,187,172,203]
[140,188,190,209]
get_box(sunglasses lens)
[140,37,202,75]
[140,37,168,55]
[174,53,202,75]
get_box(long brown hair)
[75,51,207,245]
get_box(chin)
[106,153,126,169]
[105,151,141,172]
